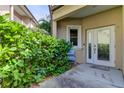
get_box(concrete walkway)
[39,64,124,88]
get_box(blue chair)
[67,49,76,63]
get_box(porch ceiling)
[14,6,26,16]
[67,5,119,18]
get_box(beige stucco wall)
[57,18,84,63]
[14,11,23,23]
[0,5,36,28]
[57,6,123,70]
[0,5,10,15]
[14,10,36,28]
[122,6,124,74]
[22,16,36,28]
[30,20,36,28]
[83,6,122,69]
[14,11,29,27]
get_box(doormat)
[90,65,110,71]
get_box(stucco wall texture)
[57,6,123,70]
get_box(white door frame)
[87,29,94,64]
[87,25,115,67]
[66,25,82,49]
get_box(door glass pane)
[88,32,92,59]
[70,29,78,46]
[97,29,110,61]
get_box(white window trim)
[66,25,82,49]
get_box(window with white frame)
[70,29,78,46]
[67,25,82,48]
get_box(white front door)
[87,26,115,67]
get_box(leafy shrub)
[0,15,72,87]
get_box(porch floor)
[39,64,124,88]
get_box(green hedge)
[0,15,72,87]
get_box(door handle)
[94,45,96,54]
[94,48,96,54]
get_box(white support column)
[21,19,24,25]
[29,18,33,28]
[122,6,124,73]
[21,17,24,25]
[10,5,14,20]
[52,20,57,37]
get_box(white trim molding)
[10,5,14,20]
[66,25,82,49]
